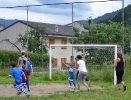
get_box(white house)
[0,20,79,68]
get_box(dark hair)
[22,65,26,69]
[27,57,30,61]
[21,52,25,55]
[117,52,123,59]
[10,62,16,68]
[76,55,82,59]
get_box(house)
[67,21,96,36]
[67,21,88,34]
[0,20,79,68]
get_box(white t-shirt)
[77,60,87,72]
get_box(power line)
[0,0,122,8]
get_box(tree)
[0,39,21,52]
[71,21,131,54]
[69,21,131,69]
[87,16,92,26]
[18,26,48,54]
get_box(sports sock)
[15,85,21,93]
[19,85,28,95]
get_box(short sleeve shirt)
[9,67,23,85]
[77,60,87,72]
[68,68,75,80]
[22,69,30,82]
[27,61,32,73]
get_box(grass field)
[0,81,131,100]
[0,70,131,100]
[0,55,131,100]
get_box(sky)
[0,0,130,25]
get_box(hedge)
[0,50,49,69]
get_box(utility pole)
[26,6,29,57]
[122,0,124,54]
[71,3,74,64]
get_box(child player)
[3,62,29,98]
[27,58,33,79]
[62,62,76,88]
[22,65,30,91]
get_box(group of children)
[3,52,33,98]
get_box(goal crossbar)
[49,44,117,85]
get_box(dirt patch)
[0,84,102,97]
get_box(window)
[53,58,58,67]
[61,39,67,49]
[49,39,55,49]
[61,58,67,69]
[61,58,67,63]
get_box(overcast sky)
[0,0,130,24]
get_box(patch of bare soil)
[0,84,102,97]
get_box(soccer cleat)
[17,92,22,95]
[26,95,29,98]
[68,86,72,88]
[75,90,80,93]
[87,88,90,92]
[124,85,126,91]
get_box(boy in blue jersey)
[3,62,29,98]
[27,58,33,75]
[27,58,33,85]
[62,62,76,88]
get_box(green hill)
[98,4,131,26]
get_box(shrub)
[0,50,49,69]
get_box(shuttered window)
[61,39,67,49]
[53,58,58,67]
[61,58,67,63]
[49,39,55,49]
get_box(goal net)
[49,44,122,85]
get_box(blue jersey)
[68,68,75,80]
[9,67,23,85]
[27,61,32,73]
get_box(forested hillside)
[98,4,131,26]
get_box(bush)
[0,50,49,69]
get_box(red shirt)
[22,69,30,83]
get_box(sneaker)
[124,85,126,91]
[17,92,21,95]
[68,86,72,88]
[73,87,77,89]
[26,95,29,98]
[118,88,121,90]
[28,89,30,91]
[75,90,80,93]
[87,88,90,92]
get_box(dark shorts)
[116,71,124,84]
[76,71,79,80]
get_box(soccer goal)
[49,44,122,85]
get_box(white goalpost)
[49,44,118,85]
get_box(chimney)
[55,25,58,33]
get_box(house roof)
[0,20,74,37]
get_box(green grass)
[0,55,131,99]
